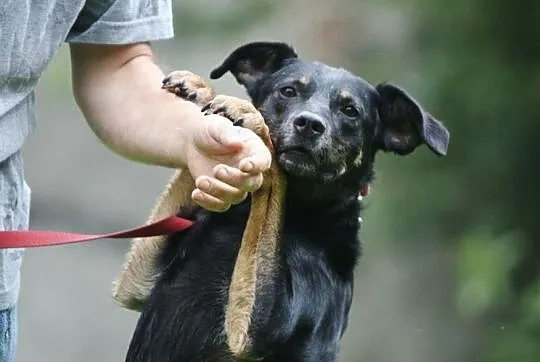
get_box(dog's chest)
[283,236,354,336]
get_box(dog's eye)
[341,105,359,118]
[279,86,297,98]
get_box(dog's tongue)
[360,184,370,197]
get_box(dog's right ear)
[210,41,298,91]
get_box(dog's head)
[211,42,449,200]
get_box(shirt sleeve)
[66,0,174,44]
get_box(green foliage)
[360,0,540,360]
[456,230,520,318]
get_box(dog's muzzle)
[292,111,327,139]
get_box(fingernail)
[217,166,229,178]
[199,179,211,191]
[242,160,254,172]
[191,189,203,202]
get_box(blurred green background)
[17,0,539,361]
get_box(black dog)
[125,41,449,361]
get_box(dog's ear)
[210,41,298,90]
[375,83,449,156]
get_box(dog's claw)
[162,70,215,107]
[164,72,269,145]
[214,106,227,115]
[162,77,182,91]
[161,75,172,87]
[201,103,211,113]
[233,117,244,127]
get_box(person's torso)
[0,0,86,162]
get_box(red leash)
[0,186,371,249]
[0,215,194,249]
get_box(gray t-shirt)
[0,0,174,310]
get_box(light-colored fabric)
[0,152,29,311]
[0,0,173,309]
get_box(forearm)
[70,43,201,168]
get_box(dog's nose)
[293,113,326,138]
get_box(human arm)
[69,42,271,211]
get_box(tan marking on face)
[353,150,363,166]
[298,75,310,87]
[339,89,353,102]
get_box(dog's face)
[253,61,379,184]
[211,42,449,197]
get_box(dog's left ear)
[210,41,298,91]
[375,83,450,156]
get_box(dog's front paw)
[162,70,215,107]
[202,95,269,141]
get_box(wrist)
[106,98,205,170]
[162,100,205,169]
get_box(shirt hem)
[65,16,174,45]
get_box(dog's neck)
[283,163,373,207]
[286,181,359,206]
[284,177,363,225]
[282,185,362,275]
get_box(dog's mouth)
[276,145,345,183]
[278,145,311,157]
[276,145,313,173]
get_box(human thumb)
[202,115,244,152]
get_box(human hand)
[184,114,272,212]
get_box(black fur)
[126,42,449,362]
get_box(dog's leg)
[112,170,195,310]
[201,96,286,357]
[112,71,215,310]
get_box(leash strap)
[0,215,194,249]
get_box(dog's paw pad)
[162,70,215,107]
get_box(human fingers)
[201,117,272,175]
[195,176,248,206]
[214,164,264,193]
[191,188,231,213]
